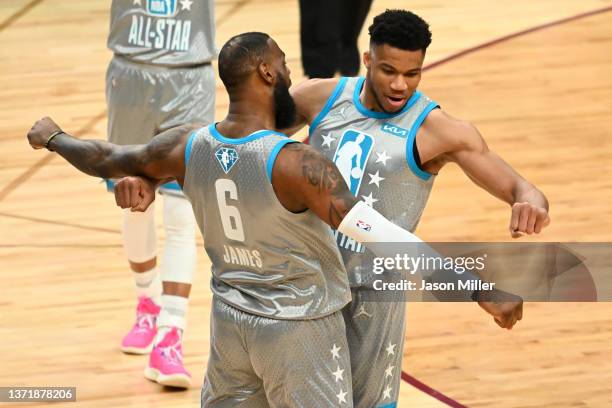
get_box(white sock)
[155,294,188,344]
[133,268,162,305]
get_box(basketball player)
[105,0,216,387]
[28,32,521,406]
[284,9,551,408]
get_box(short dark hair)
[368,9,432,52]
[218,32,271,89]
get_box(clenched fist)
[27,116,63,149]
[114,176,157,212]
[475,288,523,330]
[510,202,550,238]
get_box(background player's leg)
[298,0,342,78]
[338,0,373,76]
[106,56,163,355]
[146,193,197,388]
[343,288,406,408]
[120,203,162,354]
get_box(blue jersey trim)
[184,131,197,166]
[160,181,182,191]
[105,179,115,192]
[406,101,439,181]
[353,76,421,119]
[209,123,285,145]
[309,77,348,136]
[377,402,397,408]
[266,139,299,182]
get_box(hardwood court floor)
[1,1,611,407]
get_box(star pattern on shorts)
[332,365,344,382]
[180,0,193,10]
[336,388,348,404]
[386,342,396,356]
[368,170,385,188]
[361,192,378,207]
[384,364,395,378]
[375,151,390,166]
[321,133,336,148]
[330,343,341,360]
[382,384,392,400]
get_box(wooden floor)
[1,0,612,407]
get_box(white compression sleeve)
[338,201,422,243]
[160,194,196,284]
[122,202,157,263]
[338,201,483,301]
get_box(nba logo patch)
[147,0,178,17]
[356,220,372,232]
[215,147,239,174]
[332,130,374,195]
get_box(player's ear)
[257,62,274,85]
[363,50,372,69]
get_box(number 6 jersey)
[183,124,351,319]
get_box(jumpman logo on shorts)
[353,304,373,319]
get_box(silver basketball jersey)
[183,124,351,319]
[108,0,215,66]
[309,77,439,286]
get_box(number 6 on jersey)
[215,179,245,242]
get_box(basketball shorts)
[105,55,215,197]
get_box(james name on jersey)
[127,0,192,52]
[222,244,263,269]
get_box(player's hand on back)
[510,202,550,238]
[27,116,63,149]
[114,176,157,212]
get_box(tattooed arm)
[271,142,357,228]
[27,116,197,184]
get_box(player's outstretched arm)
[26,117,196,184]
[422,110,550,238]
[273,142,523,329]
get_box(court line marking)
[0,0,44,32]
[0,211,120,234]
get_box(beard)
[273,75,297,130]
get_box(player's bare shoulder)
[418,108,487,160]
[291,78,342,123]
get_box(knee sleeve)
[160,194,197,284]
[122,203,157,263]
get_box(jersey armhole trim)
[266,139,300,182]
[184,131,197,166]
[308,77,348,136]
[406,102,439,181]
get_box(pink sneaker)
[144,327,192,388]
[120,296,160,354]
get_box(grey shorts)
[105,55,215,196]
[342,288,406,408]
[201,297,353,407]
